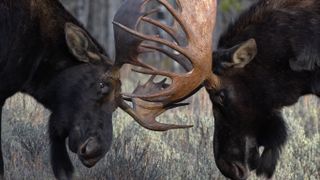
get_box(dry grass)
[1,79,319,179]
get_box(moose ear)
[214,39,257,73]
[65,23,101,63]
[230,39,257,68]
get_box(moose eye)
[99,82,110,95]
[213,90,226,105]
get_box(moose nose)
[231,162,250,180]
[216,158,250,180]
[78,137,103,167]
[79,137,100,157]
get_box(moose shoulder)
[211,0,320,179]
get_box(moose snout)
[79,137,99,157]
[78,137,104,167]
[231,162,250,180]
[217,159,250,180]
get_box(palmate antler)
[119,76,193,131]
[113,0,218,131]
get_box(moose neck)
[216,7,319,109]
[2,0,101,110]
[239,58,313,109]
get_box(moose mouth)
[215,144,263,180]
[78,154,104,168]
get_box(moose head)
[58,0,218,178]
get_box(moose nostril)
[80,144,87,155]
[79,138,99,157]
[232,162,249,180]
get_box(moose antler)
[119,76,192,131]
[114,0,218,131]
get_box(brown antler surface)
[119,76,192,131]
[114,0,218,131]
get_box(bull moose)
[210,0,320,179]
[0,0,210,179]
[117,0,320,180]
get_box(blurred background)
[2,0,319,179]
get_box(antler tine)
[119,76,193,131]
[131,67,175,78]
[156,0,191,39]
[119,98,193,131]
[113,22,190,60]
[141,16,180,44]
[113,0,149,67]
[141,43,192,71]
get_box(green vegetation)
[219,0,242,13]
